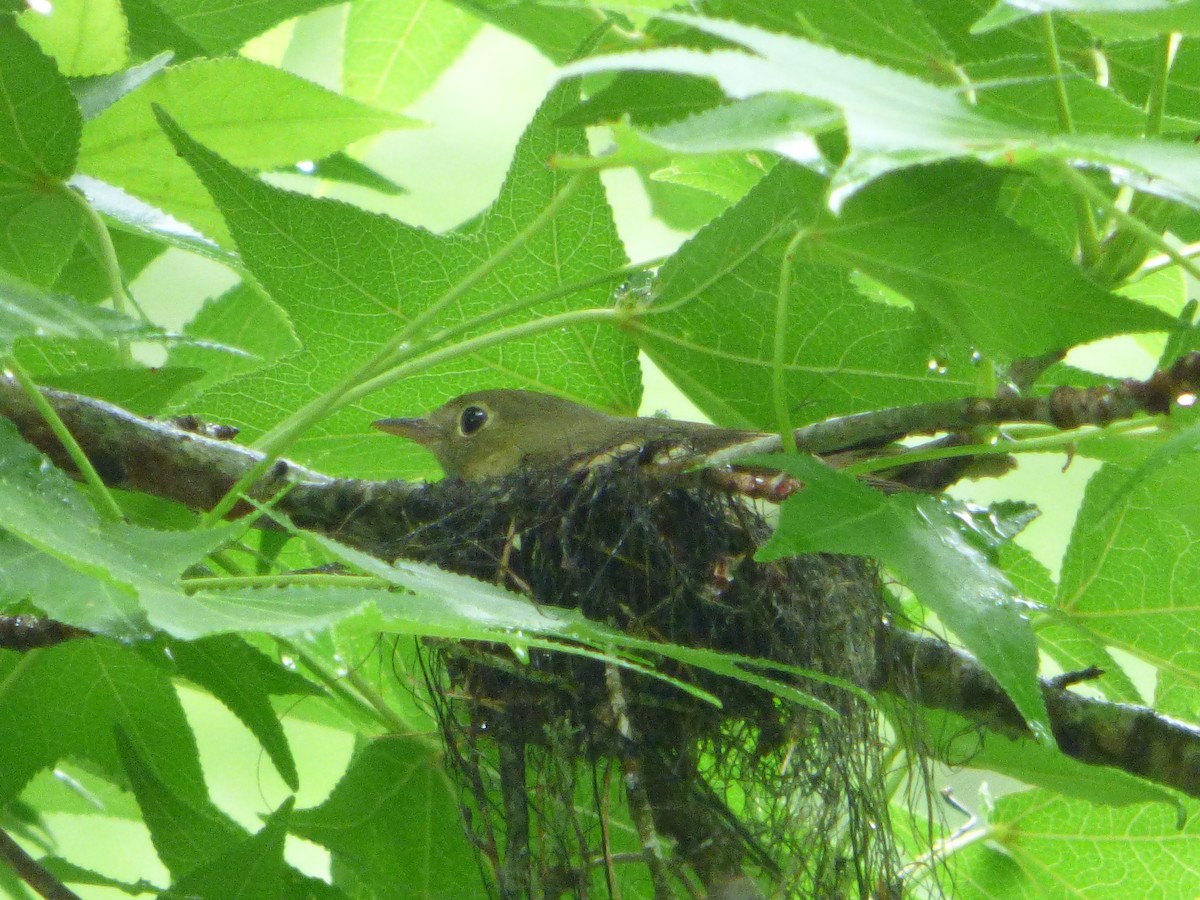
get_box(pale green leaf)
[78,57,415,243]
[0,271,162,349]
[344,0,481,112]
[561,14,1200,209]
[18,0,129,77]
[957,789,1200,898]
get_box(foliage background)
[3,0,1200,897]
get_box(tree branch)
[5,365,1200,803]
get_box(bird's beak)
[372,416,437,446]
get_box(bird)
[371,389,769,481]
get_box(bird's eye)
[459,405,489,436]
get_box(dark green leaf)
[634,163,976,427]
[163,799,291,900]
[795,164,1175,358]
[0,16,84,284]
[291,736,483,899]
[167,635,300,790]
[114,727,244,877]
[756,454,1051,741]
[916,706,1179,807]
[0,640,205,806]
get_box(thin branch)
[0,828,80,900]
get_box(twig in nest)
[604,663,673,900]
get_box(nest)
[388,459,912,898]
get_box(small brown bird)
[372,389,768,481]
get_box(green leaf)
[78,57,414,243]
[0,271,163,350]
[344,0,481,113]
[632,163,978,428]
[561,13,1200,209]
[155,80,639,479]
[167,635,300,790]
[287,152,407,196]
[1108,39,1200,131]
[453,0,609,63]
[637,93,843,159]
[123,0,338,56]
[975,0,1200,40]
[970,56,1170,137]
[793,163,1175,358]
[39,858,160,896]
[756,455,1051,742]
[36,366,203,415]
[648,150,769,204]
[1000,542,1144,705]
[168,282,302,406]
[787,0,959,79]
[957,789,1200,898]
[70,174,240,269]
[164,799,291,900]
[0,640,205,806]
[52,226,163,304]
[114,726,245,878]
[1057,456,1200,704]
[0,420,239,636]
[0,15,84,285]
[18,0,129,77]
[290,736,483,899]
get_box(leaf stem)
[773,229,807,453]
[342,307,624,407]
[5,356,124,520]
[385,254,665,381]
[1061,165,1200,283]
[64,186,136,366]
[181,573,381,590]
[341,663,426,740]
[1042,13,1101,266]
[275,637,401,734]
[1143,33,1175,139]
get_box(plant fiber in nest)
[389,459,907,898]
